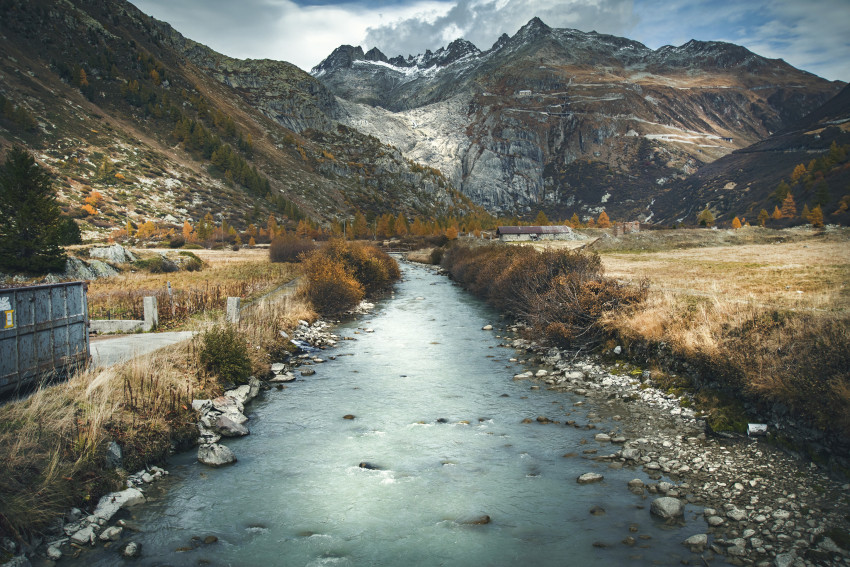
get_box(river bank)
[6,260,849,566]
[493,318,850,566]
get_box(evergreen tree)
[757,209,769,227]
[697,208,715,227]
[0,147,67,273]
[533,210,549,226]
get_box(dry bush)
[269,234,317,263]
[300,239,400,316]
[441,242,646,346]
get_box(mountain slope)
[0,0,474,240]
[653,84,850,226]
[313,18,845,220]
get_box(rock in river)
[198,443,237,467]
[650,497,684,519]
[577,472,604,484]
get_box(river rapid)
[75,262,703,566]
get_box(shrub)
[199,325,252,385]
[269,234,317,263]
[301,253,364,316]
[300,239,400,316]
[177,251,204,271]
[133,255,178,273]
[168,235,186,248]
[441,242,646,346]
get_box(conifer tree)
[809,205,824,228]
[534,210,549,226]
[780,192,797,218]
[0,147,66,273]
[597,211,611,228]
[772,206,782,220]
[570,213,581,228]
[757,209,769,227]
[697,208,715,227]
[731,216,742,229]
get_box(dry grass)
[593,227,850,436]
[0,258,312,540]
[87,251,299,327]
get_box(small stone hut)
[496,226,575,242]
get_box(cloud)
[362,0,635,57]
[130,0,847,81]
[630,0,849,81]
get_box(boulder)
[225,385,252,406]
[105,440,123,469]
[683,533,708,552]
[92,488,146,522]
[121,541,142,558]
[198,443,237,467]
[576,472,604,484]
[594,433,611,443]
[650,497,684,519]
[300,368,316,377]
[214,416,250,437]
[269,372,296,383]
[89,244,137,264]
[99,526,124,541]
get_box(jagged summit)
[310,16,843,219]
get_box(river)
[74,262,700,566]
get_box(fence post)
[143,296,158,331]
[226,297,241,324]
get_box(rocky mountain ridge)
[0,0,476,240]
[313,18,845,221]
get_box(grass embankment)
[0,250,315,543]
[0,240,399,543]
[596,228,850,440]
[441,227,850,446]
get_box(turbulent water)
[75,262,699,566]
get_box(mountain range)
[0,1,847,234]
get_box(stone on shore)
[198,443,237,467]
[92,487,146,522]
[482,325,493,330]
[99,526,124,542]
[577,472,604,484]
[650,497,684,519]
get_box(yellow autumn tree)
[772,206,782,220]
[182,220,194,241]
[731,216,742,229]
[757,209,769,227]
[809,205,824,228]
[597,211,611,228]
[790,163,807,183]
[780,192,797,218]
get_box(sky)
[129,0,848,82]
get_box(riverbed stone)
[198,443,237,467]
[215,416,249,437]
[726,508,747,522]
[70,525,97,545]
[121,541,142,558]
[99,526,123,541]
[650,497,684,520]
[482,325,493,331]
[301,368,316,377]
[577,472,604,484]
[46,546,62,560]
[683,533,708,552]
[594,433,611,443]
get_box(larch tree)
[772,206,783,220]
[757,209,769,226]
[780,192,797,218]
[697,208,715,227]
[731,216,742,229]
[597,211,611,228]
[0,147,67,273]
[809,205,824,228]
[533,210,549,226]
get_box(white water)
[75,262,700,566]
